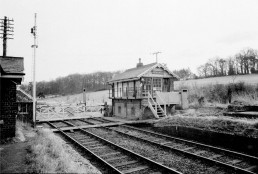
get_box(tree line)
[197,48,258,78]
[21,71,120,97]
[21,47,258,96]
[172,47,258,80]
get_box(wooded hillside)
[21,71,120,96]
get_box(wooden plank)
[181,147,195,151]
[100,152,121,158]
[227,159,242,164]
[81,140,100,145]
[112,160,138,168]
[245,165,257,172]
[193,150,206,155]
[209,154,223,159]
[160,141,172,145]
[88,146,106,150]
[122,165,149,174]
[105,156,128,162]
[84,143,103,148]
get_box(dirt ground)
[0,123,36,173]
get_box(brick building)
[108,59,188,120]
[0,56,25,139]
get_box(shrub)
[181,82,258,104]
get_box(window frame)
[18,103,28,114]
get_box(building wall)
[0,79,17,139]
[113,99,142,119]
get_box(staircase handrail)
[147,92,159,118]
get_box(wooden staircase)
[147,92,167,119]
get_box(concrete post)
[181,89,189,109]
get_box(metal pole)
[32,13,37,127]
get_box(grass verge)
[25,128,100,173]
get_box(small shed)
[16,87,33,122]
[108,59,188,120]
[0,56,25,139]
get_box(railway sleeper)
[209,154,223,159]
[181,147,195,151]
[227,159,242,165]
[87,146,107,151]
[112,160,139,168]
[100,152,121,158]
[121,165,149,174]
[80,140,100,145]
[159,141,172,145]
[83,143,103,148]
[193,150,206,155]
[244,165,258,172]
[105,156,130,163]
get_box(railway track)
[47,120,182,174]
[42,117,258,173]
[85,117,258,174]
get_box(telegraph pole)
[152,51,162,63]
[0,16,14,57]
[31,13,38,127]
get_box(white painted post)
[181,89,189,109]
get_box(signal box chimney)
[136,58,143,68]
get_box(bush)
[181,82,258,104]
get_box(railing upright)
[126,87,128,98]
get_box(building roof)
[108,62,179,83]
[16,87,33,102]
[0,56,25,75]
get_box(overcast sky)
[1,0,258,82]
